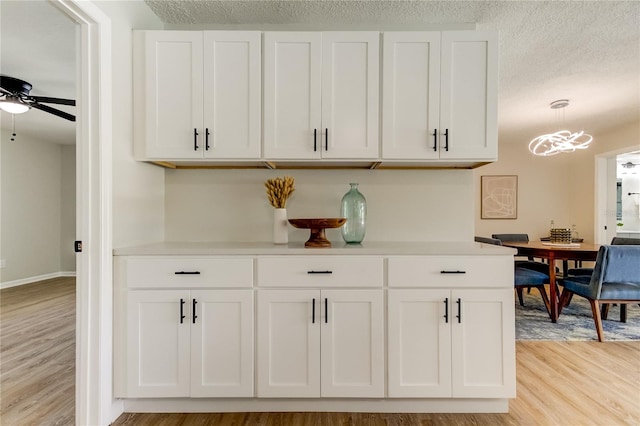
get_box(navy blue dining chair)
[475,236,550,313]
[559,245,640,341]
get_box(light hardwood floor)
[1,278,639,425]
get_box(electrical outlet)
[0,259,5,268]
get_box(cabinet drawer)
[122,256,254,288]
[257,256,383,287]
[388,256,512,288]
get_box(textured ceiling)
[1,0,639,152]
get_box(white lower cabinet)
[257,289,384,398]
[115,250,515,412]
[388,288,515,398]
[125,289,254,398]
[126,290,191,397]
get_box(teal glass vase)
[340,183,366,244]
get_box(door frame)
[594,146,638,244]
[49,1,114,424]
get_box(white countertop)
[113,241,516,256]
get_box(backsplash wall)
[164,169,474,242]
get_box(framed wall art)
[481,175,518,219]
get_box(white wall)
[0,135,75,283]
[474,120,640,243]
[94,0,165,248]
[165,169,475,242]
[473,140,574,241]
[60,144,76,271]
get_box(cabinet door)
[439,31,498,160]
[141,31,204,159]
[451,289,516,398]
[263,32,322,159]
[388,289,452,397]
[321,32,379,159]
[126,290,190,397]
[321,290,384,397]
[203,32,261,159]
[190,290,254,397]
[257,290,320,397]
[382,32,441,160]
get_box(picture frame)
[481,175,518,219]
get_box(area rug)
[515,289,640,341]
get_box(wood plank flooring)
[1,277,639,426]
[0,277,75,426]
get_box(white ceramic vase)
[273,208,288,244]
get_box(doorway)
[595,147,640,244]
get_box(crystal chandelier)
[529,100,593,156]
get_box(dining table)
[500,240,601,322]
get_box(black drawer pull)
[179,298,186,324]
[314,128,317,152]
[192,298,198,324]
[444,298,449,323]
[325,128,328,151]
[456,298,462,323]
[440,270,466,274]
[432,128,438,151]
[175,271,201,275]
[325,298,328,324]
[444,128,449,151]
[194,128,199,151]
[307,270,333,274]
[312,298,316,324]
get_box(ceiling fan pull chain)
[10,114,17,141]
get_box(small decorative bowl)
[288,218,347,248]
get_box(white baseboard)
[1,271,77,289]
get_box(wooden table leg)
[549,253,558,322]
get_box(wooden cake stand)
[288,218,347,248]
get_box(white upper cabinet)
[382,31,498,161]
[133,30,497,166]
[263,32,379,160]
[135,31,261,160]
[382,32,441,160]
[202,32,261,159]
[439,31,498,160]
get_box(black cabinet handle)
[194,128,199,151]
[440,270,466,274]
[175,271,201,275]
[307,270,333,274]
[312,298,316,324]
[324,298,328,323]
[456,298,461,323]
[325,128,328,151]
[444,128,449,151]
[314,128,317,152]
[432,128,438,151]
[179,298,186,324]
[444,298,449,323]
[205,128,210,151]
[192,298,198,324]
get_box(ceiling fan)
[0,75,75,122]
[621,161,639,169]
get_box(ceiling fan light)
[0,97,30,114]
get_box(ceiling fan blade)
[30,102,76,122]
[31,96,75,106]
